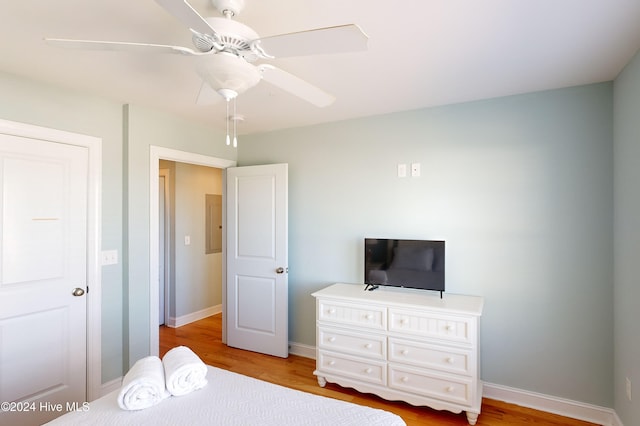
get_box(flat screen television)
[364,238,445,297]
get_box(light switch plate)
[101,250,118,266]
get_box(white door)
[0,134,88,426]
[226,164,288,358]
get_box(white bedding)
[46,365,406,425]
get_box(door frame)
[148,146,235,355]
[0,119,102,401]
[158,169,170,326]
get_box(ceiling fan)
[45,0,369,109]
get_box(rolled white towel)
[162,346,208,396]
[117,356,169,411]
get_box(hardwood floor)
[159,315,597,426]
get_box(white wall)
[238,83,614,407]
[613,49,640,426]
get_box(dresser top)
[312,283,483,316]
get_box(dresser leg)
[466,411,478,425]
[317,376,327,387]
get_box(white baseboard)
[288,341,315,359]
[483,382,620,426]
[612,411,624,426]
[166,304,222,328]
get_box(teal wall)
[613,49,640,426]
[0,71,236,381]
[0,71,125,382]
[124,105,235,366]
[3,56,638,414]
[238,83,614,406]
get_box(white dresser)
[312,283,484,425]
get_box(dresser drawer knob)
[446,357,455,364]
[401,376,409,383]
[400,349,409,356]
[445,325,454,331]
[364,368,372,374]
[446,386,455,393]
[365,314,373,320]
[399,318,408,324]
[364,343,372,349]
[328,360,336,366]
[328,308,336,314]
[328,337,336,343]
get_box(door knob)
[276,267,285,274]
[72,287,85,297]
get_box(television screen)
[364,238,445,295]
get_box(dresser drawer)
[389,308,474,343]
[317,300,386,330]
[318,326,386,360]
[389,364,473,405]
[389,337,473,376]
[318,350,386,385]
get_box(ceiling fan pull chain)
[233,98,238,148]
[225,99,231,146]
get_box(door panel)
[226,164,288,358]
[0,134,87,425]
[236,276,275,333]
[237,176,276,258]
[1,307,68,402]
[2,156,66,283]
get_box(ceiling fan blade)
[45,38,200,55]
[195,81,223,105]
[258,64,335,107]
[155,0,217,36]
[253,24,368,58]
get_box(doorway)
[149,146,236,356]
[158,161,224,331]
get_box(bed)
[46,365,406,425]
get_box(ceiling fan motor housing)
[195,17,260,62]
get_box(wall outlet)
[411,162,421,177]
[626,377,632,402]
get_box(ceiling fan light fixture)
[217,88,238,101]
[196,52,261,96]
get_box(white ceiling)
[1,0,640,135]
